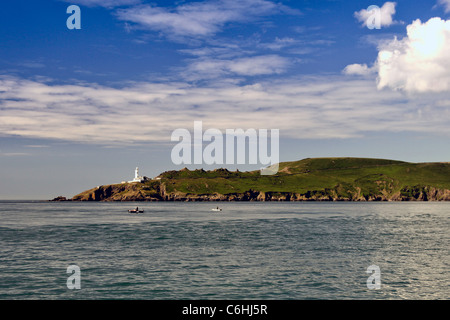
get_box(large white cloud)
[346,17,450,94]
[377,17,450,93]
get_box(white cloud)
[354,2,398,28]
[345,17,450,94]
[115,0,296,38]
[342,64,376,76]
[183,55,290,80]
[261,37,297,50]
[437,0,450,13]
[0,152,30,157]
[377,18,450,93]
[1,74,449,145]
[227,56,289,75]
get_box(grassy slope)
[72,158,450,200]
[161,158,450,194]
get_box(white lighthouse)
[128,166,146,183]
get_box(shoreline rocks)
[67,184,450,202]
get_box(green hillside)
[70,157,450,201]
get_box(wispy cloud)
[182,55,290,80]
[60,0,141,8]
[1,74,449,146]
[257,32,335,57]
[18,62,45,69]
[115,0,299,39]
[176,32,332,80]
[0,152,31,157]
[437,0,450,13]
[24,145,50,148]
[259,37,298,51]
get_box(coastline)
[52,158,450,202]
[53,187,450,202]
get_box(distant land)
[58,158,450,202]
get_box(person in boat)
[136,207,138,211]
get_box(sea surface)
[0,201,448,300]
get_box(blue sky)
[1,0,450,199]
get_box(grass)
[72,157,450,200]
[158,158,450,195]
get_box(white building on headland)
[125,167,148,183]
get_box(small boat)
[211,207,222,212]
[128,209,144,213]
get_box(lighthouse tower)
[135,167,139,180]
[128,167,145,183]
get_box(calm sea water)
[0,201,448,300]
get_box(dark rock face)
[71,183,450,202]
[51,196,68,201]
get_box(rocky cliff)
[67,158,450,202]
[70,182,450,202]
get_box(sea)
[0,201,448,300]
